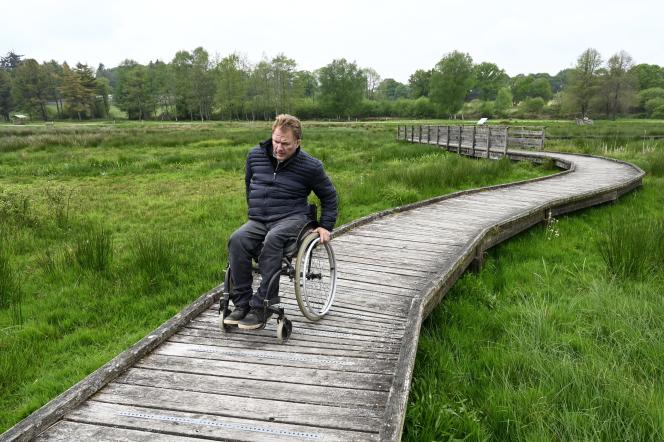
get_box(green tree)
[629,63,664,91]
[216,53,249,120]
[12,59,50,120]
[294,70,318,100]
[147,60,177,119]
[190,47,216,120]
[42,61,64,118]
[429,51,475,116]
[567,48,603,117]
[1,51,23,70]
[551,69,573,93]
[494,86,513,117]
[602,51,636,119]
[472,62,508,101]
[362,67,381,99]
[376,78,409,100]
[271,54,297,114]
[114,61,152,120]
[520,96,545,115]
[636,88,664,117]
[528,77,553,101]
[171,50,196,120]
[408,69,432,99]
[95,76,111,118]
[248,59,274,120]
[318,59,366,118]
[0,69,12,121]
[59,63,98,119]
[510,75,532,103]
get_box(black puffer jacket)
[245,139,338,231]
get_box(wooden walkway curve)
[2,128,644,442]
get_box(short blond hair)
[272,114,302,140]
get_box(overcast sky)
[4,0,662,82]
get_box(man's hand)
[315,227,331,244]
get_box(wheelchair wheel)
[294,232,337,321]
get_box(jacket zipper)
[273,161,281,182]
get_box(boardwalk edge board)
[3,127,645,442]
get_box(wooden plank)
[198,310,407,338]
[190,317,405,344]
[66,401,379,442]
[154,342,399,374]
[137,353,392,391]
[174,328,401,357]
[115,367,390,409]
[92,383,382,433]
[36,420,203,442]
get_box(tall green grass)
[597,216,664,278]
[0,246,23,326]
[73,225,113,272]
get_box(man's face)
[271,127,299,162]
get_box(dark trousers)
[228,214,309,309]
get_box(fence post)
[541,127,546,150]
[411,125,415,143]
[502,126,508,155]
[446,126,450,150]
[505,126,510,153]
[486,127,491,158]
[471,126,476,157]
[458,126,462,154]
[418,125,422,143]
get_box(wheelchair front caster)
[276,317,292,343]
[219,306,233,333]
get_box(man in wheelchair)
[224,114,337,330]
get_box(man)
[224,114,337,330]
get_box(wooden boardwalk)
[3,129,644,442]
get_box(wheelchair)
[218,206,338,343]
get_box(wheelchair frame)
[218,215,337,343]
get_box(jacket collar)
[260,138,301,168]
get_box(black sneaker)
[223,306,250,325]
[238,308,273,330]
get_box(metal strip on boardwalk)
[2,126,644,442]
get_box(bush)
[645,98,664,117]
[650,105,664,120]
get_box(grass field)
[1,119,663,439]
[0,121,554,433]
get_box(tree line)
[1,47,663,122]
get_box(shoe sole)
[222,318,242,326]
[237,322,266,330]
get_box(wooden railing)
[397,125,545,151]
